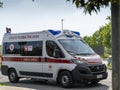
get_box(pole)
[112,1,120,90]
[61,19,64,30]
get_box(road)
[0,70,112,90]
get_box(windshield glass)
[59,39,95,55]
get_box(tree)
[0,45,1,56]
[101,23,111,49]
[83,19,111,55]
[67,0,119,90]
[0,1,3,7]
[67,0,112,14]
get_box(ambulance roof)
[3,29,81,42]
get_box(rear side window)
[21,41,42,56]
[3,41,43,56]
[3,42,20,54]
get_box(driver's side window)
[46,41,64,58]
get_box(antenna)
[61,19,64,30]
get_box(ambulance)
[1,29,108,88]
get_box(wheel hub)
[61,75,69,84]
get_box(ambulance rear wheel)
[8,69,19,83]
[58,71,74,88]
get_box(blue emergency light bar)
[72,31,80,36]
[48,29,80,37]
[48,29,61,35]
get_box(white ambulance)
[1,29,108,88]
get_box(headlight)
[71,59,86,64]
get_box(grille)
[89,64,105,73]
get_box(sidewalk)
[0,86,35,90]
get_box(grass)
[0,83,7,86]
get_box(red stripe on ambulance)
[2,57,72,63]
[47,58,72,63]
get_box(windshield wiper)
[76,53,95,55]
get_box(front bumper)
[71,64,108,83]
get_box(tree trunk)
[112,1,120,90]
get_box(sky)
[0,0,111,44]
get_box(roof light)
[6,27,11,33]
[63,30,80,37]
[48,29,61,35]
[63,30,73,37]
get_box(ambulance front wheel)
[58,71,74,88]
[8,69,19,83]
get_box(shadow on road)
[0,79,109,90]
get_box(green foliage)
[102,23,111,49]
[100,53,109,58]
[108,62,112,68]
[67,0,111,14]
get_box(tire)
[58,71,74,88]
[8,69,19,83]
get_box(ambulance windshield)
[59,39,95,55]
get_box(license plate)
[97,74,103,79]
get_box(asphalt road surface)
[0,69,112,90]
